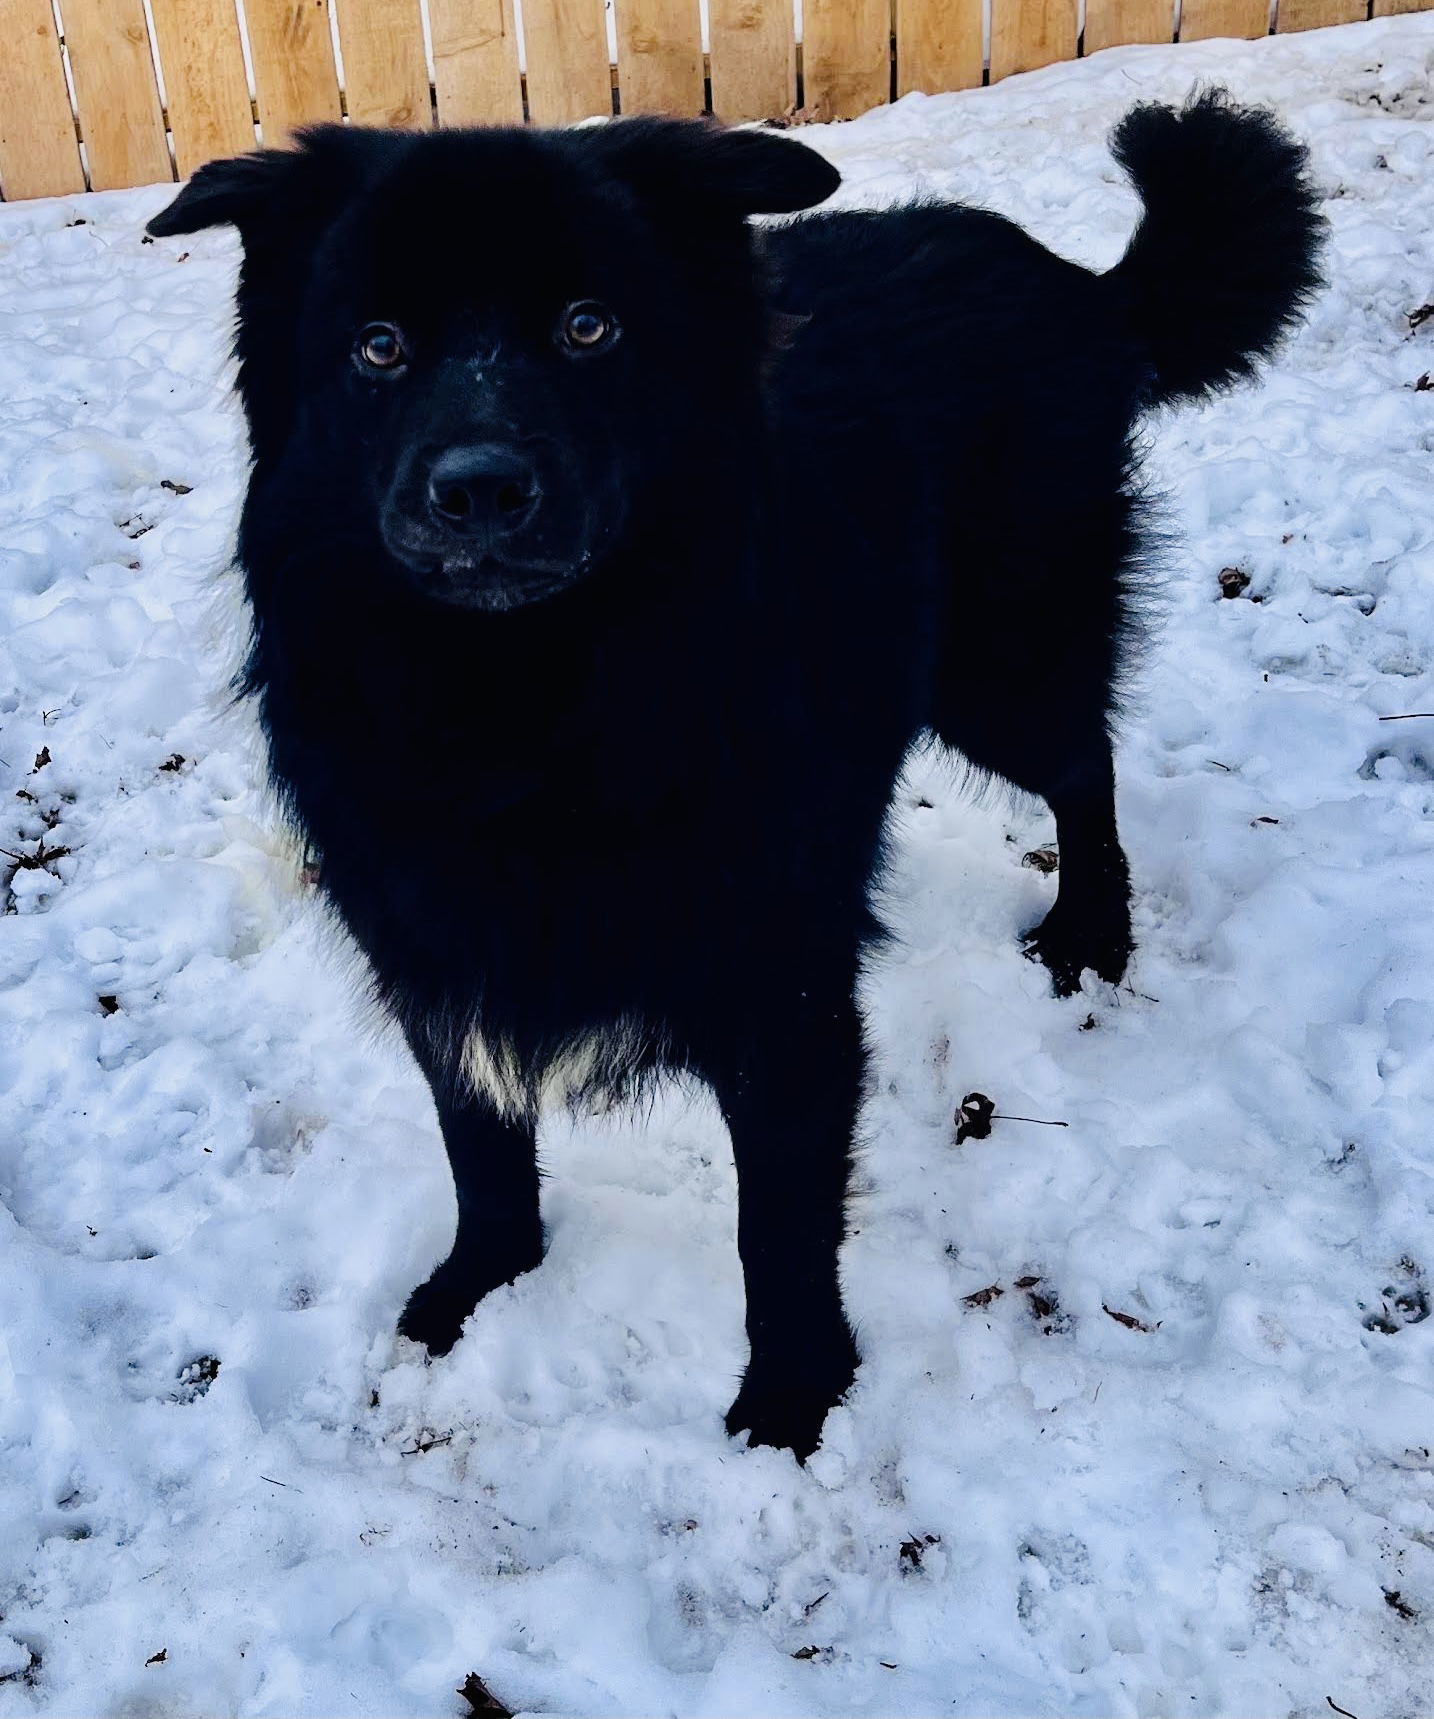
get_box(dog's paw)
[725,1380,838,1461]
[725,1343,857,1460]
[1023,908,1132,997]
[396,1273,473,1356]
[397,1238,544,1357]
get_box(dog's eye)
[354,323,407,373]
[559,301,617,353]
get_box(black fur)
[149,96,1323,1458]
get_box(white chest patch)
[460,1018,656,1121]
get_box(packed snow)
[2,15,1433,1716]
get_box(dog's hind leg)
[706,975,864,1459]
[1012,741,1132,997]
[397,1037,544,1356]
[932,545,1135,996]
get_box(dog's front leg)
[397,1043,543,1357]
[711,983,863,1460]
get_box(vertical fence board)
[709,0,795,120]
[0,0,84,198]
[61,0,171,190]
[522,0,612,123]
[429,0,523,124]
[245,0,343,142]
[333,0,429,127]
[1178,0,1268,38]
[803,0,889,119]
[616,0,704,114]
[1371,0,1434,13]
[896,0,982,94]
[990,0,1078,80]
[1084,0,1175,54]
[1276,0,1364,27]
[148,0,254,177]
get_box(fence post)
[0,0,85,198]
[245,0,343,145]
[616,0,705,114]
[990,0,1078,81]
[804,0,890,119]
[1179,0,1269,39]
[1277,0,1367,28]
[60,0,171,190]
[334,0,431,128]
[522,0,613,123]
[429,0,524,126]
[709,0,797,122]
[1084,0,1175,55]
[896,0,983,97]
[148,0,255,178]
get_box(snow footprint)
[1361,1256,1430,1334]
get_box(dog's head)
[149,120,838,612]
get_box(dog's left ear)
[583,117,840,217]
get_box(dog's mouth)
[382,527,590,613]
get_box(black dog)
[149,92,1321,1457]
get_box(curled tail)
[1107,88,1326,407]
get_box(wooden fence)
[0,0,1428,201]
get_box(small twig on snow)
[401,1431,453,1456]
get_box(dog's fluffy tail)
[1106,88,1325,407]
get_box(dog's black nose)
[426,444,540,539]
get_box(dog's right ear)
[146,126,399,241]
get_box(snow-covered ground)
[2,15,1433,1716]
